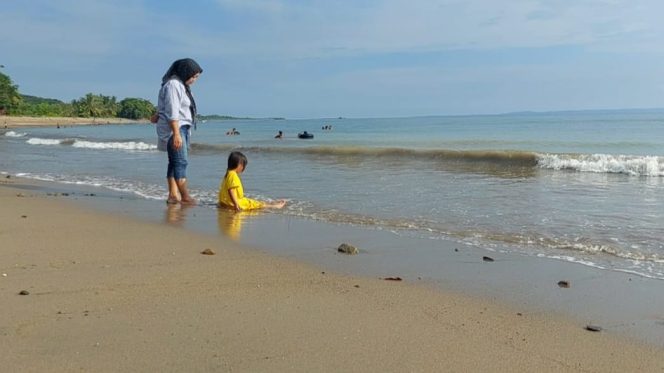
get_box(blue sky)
[2,0,664,118]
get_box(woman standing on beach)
[155,58,203,204]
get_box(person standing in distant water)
[155,58,203,204]
[275,130,283,139]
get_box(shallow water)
[2,110,664,278]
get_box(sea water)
[2,110,664,279]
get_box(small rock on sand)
[201,248,216,255]
[482,256,494,262]
[585,325,602,332]
[337,243,359,255]
[18,290,29,295]
[383,277,402,281]
[557,280,570,288]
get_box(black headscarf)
[162,58,203,127]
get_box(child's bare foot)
[272,200,286,209]
[166,197,180,204]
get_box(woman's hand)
[172,133,183,150]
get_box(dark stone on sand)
[18,290,29,295]
[16,193,25,197]
[454,248,459,252]
[201,248,216,255]
[61,193,69,196]
[585,325,602,332]
[5,175,10,179]
[557,280,570,288]
[337,243,359,255]
[383,277,402,281]
[482,256,494,262]
[354,285,360,288]
[21,215,27,219]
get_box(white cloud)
[0,0,156,58]
[4,0,664,116]
[210,0,664,58]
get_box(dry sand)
[1,116,141,128]
[1,179,662,372]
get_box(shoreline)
[1,177,663,371]
[1,115,143,128]
[38,174,664,347]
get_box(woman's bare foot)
[166,197,180,204]
[180,197,197,205]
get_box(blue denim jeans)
[166,125,190,180]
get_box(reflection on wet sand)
[217,208,262,240]
[165,203,193,226]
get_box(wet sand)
[1,178,663,372]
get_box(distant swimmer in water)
[226,127,240,136]
[298,131,314,139]
[275,130,284,139]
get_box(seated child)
[218,151,286,211]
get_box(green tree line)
[0,70,155,120]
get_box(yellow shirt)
[218,170,264,210]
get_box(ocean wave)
[71,140,157,151]
[26,137,64,145]
[26,137,156,151]
[195,144,540,166]
[191,143,664,177]
[190,143,236,153]
[537,153,664,176]
[552,241,664,263]
[4,131,27,137]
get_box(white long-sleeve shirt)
[156,78,193,151]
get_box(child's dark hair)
[227,151,248,172]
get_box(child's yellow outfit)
[218,170,264,210]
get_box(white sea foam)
[25,137,157,151]
[71,140,157,151]
[26,137,63,145]
[4,131,27,137]
[14,172,165,201]
[537,153,664,176]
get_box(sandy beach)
[1,178,663,372]
[1,116,141,128]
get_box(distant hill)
[198,114,251,121]
[198,114,286,121]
